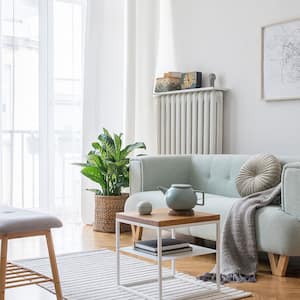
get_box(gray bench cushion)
[0,206,62,235]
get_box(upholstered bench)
[0,206,63,300]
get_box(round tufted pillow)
[235,154,281,197]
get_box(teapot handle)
[193,189,205,206]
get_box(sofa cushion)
[235,154,281,197]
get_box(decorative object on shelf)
[155,76,181,92]
[137,201,152,215]
[158,184,203,216]
[208,73,216,87]
[74,128,146,232]
[261,18,300,101]
[181,72,202,89]
[154,71,204,93]
[164,72,182,79]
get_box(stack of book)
[134,238,192,256]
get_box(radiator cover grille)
[155,90,224,154]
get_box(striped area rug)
[15,250,252,300]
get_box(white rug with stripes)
[15,250,252,300]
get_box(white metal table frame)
[116,217,220,300]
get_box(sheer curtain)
[0,0,86,221]
[81,0,160,224]
[124,0,160,154]
[81,0,126,224]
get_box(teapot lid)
[171,184,192,189]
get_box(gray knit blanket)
[199,184,281,283]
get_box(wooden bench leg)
[45,231,63,300]
[131,225,143,242]
[268,253,289,276]
[0,237,8,300]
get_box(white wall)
[157,0,300,155]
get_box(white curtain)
[0,0,85,221]
[81,0,161,224]
[81,0,126,224]
[124,0,160,154]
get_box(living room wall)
[157,0,300,155]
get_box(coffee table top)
[116,208,220,227]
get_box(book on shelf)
[134,246,192,256]
[134,238,190,252]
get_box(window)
[0,0,85,221]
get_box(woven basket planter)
[94,193,131,233]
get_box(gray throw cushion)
[235,154,281,197]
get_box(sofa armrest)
[129,155,192,194]
[282,162,300,219]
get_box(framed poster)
[261,18,300,101]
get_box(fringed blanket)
[199,184,281,283]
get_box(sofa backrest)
[190,155,300,198]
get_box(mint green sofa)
[125,155,300,276]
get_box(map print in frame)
[261,19,300,101]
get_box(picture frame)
[261,18,300,101]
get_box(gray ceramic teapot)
[158,184,204,216]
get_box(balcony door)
[0,0,85,221]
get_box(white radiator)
[155,88,225,155]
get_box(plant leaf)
[114,133,122,160]
[103,128,112,138]
[81,166,106,189]
[87,154,101,168]
[98,133,116,159]
[72,162,88,167]
[92,142,101,150]
[121,142,146,159]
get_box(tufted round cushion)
[236,154,281,197]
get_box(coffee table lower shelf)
[120,244,216,261]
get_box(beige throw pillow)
[236,154,281,197]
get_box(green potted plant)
[76,128,146,232]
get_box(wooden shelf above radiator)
[153,87,228,96]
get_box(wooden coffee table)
[116,208,220,300]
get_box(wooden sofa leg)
[131,225,143,242]
[268,253,289,276]
[0,237,8,300]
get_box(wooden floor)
[4,222,300,299]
